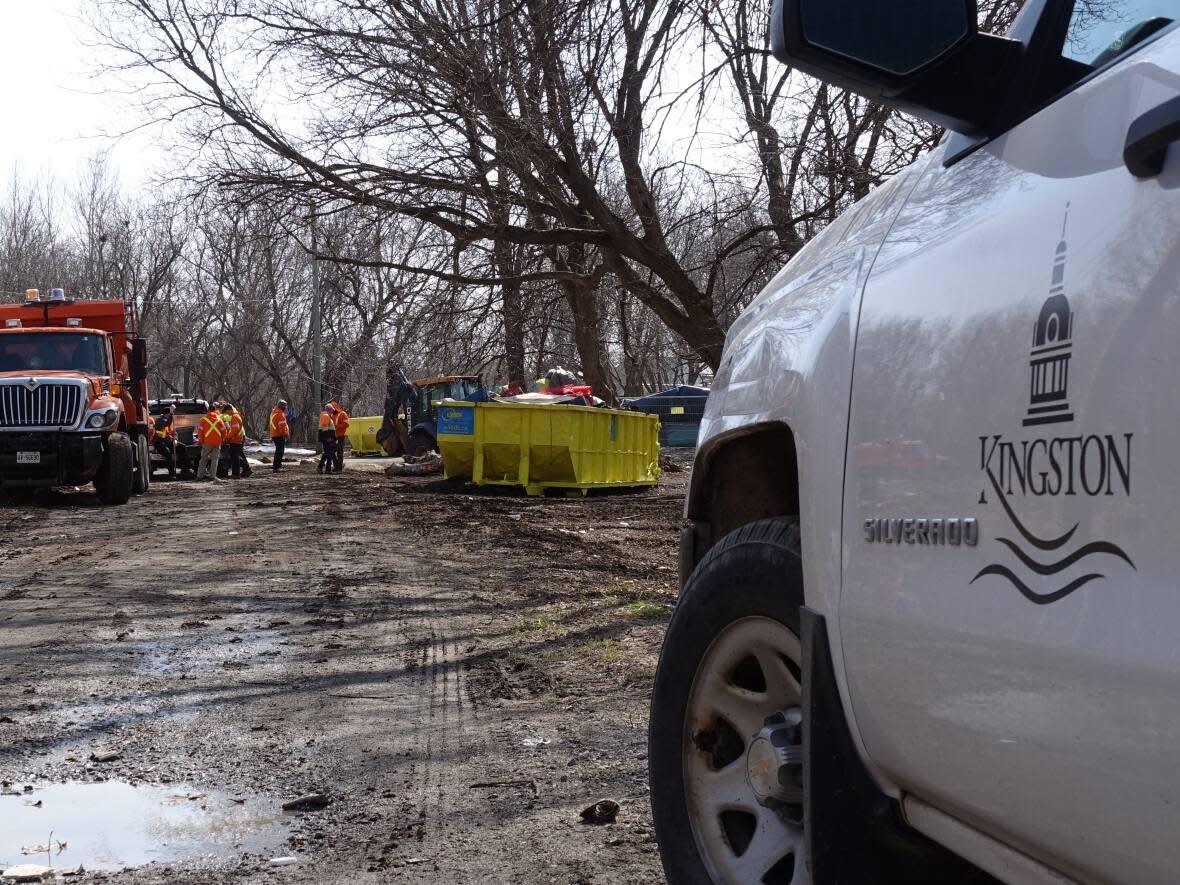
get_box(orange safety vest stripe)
[198,413,224,444]
[227,413,245,443]
[269,408,288,436]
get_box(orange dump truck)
[0,290,151,503]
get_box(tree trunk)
[563,276,615,406]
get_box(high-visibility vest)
[319,410,333,431]
[269,407,289,439]
[156,424,175,440]
[197,411,224,446]
[227,411,246,444]
[333,409,349,438]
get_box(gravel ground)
[0,454,690,883]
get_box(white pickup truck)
[649,1,1180,883]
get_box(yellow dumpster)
[346,415,386,455]
[437,401,660,496]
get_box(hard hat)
[278,399,288,406]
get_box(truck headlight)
[85,409,119,429]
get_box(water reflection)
[0,781,287,872]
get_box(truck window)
[1064,0,1178,66]
[0,333,109,375]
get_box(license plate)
[16,451,40,465]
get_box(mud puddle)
[0,781,287,872]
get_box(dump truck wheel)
[649,518,806,885]
[95,432,135,505]
[132,434,150,496]
[409,429,436,457]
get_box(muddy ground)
[0,453,690,883]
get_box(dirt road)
[0,458,686,883]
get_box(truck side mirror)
[130,338,148,382]
[771,0,1023,134]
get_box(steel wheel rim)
[683,616,806,885]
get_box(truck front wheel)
[649,518,806,885]
[95,432,135,505]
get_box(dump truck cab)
[0,291,150,504]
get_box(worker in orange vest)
[317,403,337,474]
[331,401,349,473]
[269,399,290,472]
[196,402,224,481]
[224,403,249,479]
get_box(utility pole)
[98,233,108,298]
[310,215,323,419]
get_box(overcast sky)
[0,0,159,186]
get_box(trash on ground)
[579,799,620,825]
[384,453,443,477]
[269,856,299,866]
[281,792,333,811]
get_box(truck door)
[840,10,1180,883]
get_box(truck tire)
[650,518,806,885]
[95,432,135,505]
[409,428,436,457]
[132,434,150,496]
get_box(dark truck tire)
[132,434,150,496]
[95,432,135,505]
[649,518,805,885]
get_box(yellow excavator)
[375,364,487,457]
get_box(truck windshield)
[0,333,109,375]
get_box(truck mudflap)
[0,432,104,487]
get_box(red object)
[198,410,225,446]
[0,297,149,429]
[548,385,593,397]
[227,411,246,444]
[269,407,290,439]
